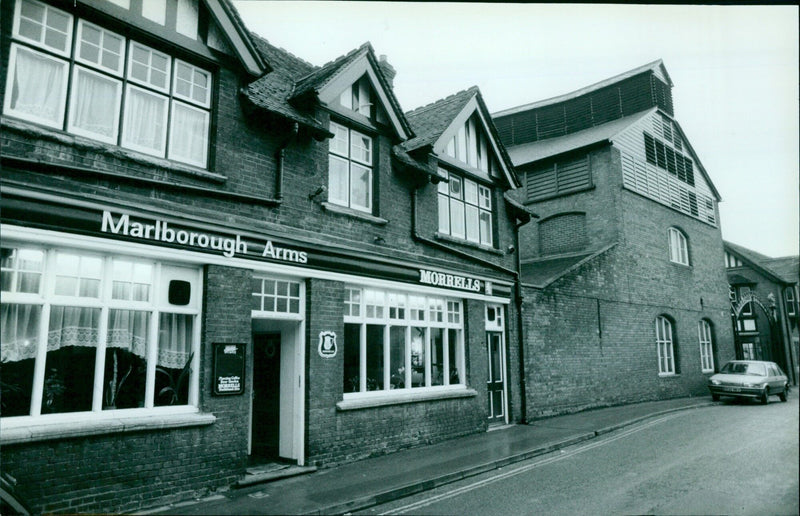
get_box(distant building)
[724,241,799,383]
[495,61,735,418]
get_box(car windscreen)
[720,362,767,375]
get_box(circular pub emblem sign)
[318,331,337,358]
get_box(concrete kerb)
[315,401,715,515]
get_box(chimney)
[378,54,396,88]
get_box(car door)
[768,364,784,391]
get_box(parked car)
[708,360,790,404]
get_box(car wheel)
[779,384,788,402]
[711,393,720,401]
[760,388,769,405]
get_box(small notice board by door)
[213,342,246,396]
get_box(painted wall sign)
[419,269,482,293]
[101,211,308,263]
[318,331,337,358]
[213,343,246,396]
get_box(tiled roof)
[242,36,330,135]
[506,109,653,166]
[402,88,478,152]
[402,87,519,188]
[292,44,371,99]
[724,240,797,284]
[765,256,799,284]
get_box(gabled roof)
[290,43,413,140]
[724,240,797,285]
[402,87,520,189]
[243,36,331,137]
[506,109,653,166]
[493,60,671,118]
[209,0,269,76]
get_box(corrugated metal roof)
[506,110,653,166]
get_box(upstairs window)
[724,251,742,268]
[4,0,213,169]
[444,114,491,173]
[328,121,373,213]
[338,75,371,118]
[785,288,796,317]
[437,168,493,246]
[668,227,689,265]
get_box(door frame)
[485,304,509,425]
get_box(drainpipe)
[275,122,299,202]
[514,219,528,424]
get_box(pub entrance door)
[250,319,304,465]
[486,304,508,425]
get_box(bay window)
[343,287,465,395]
[438,168,493,246]
[4,0,212,168]
[0,245,201,419]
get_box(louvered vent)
[525,155,591,202]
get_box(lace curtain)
[124,88,166,152]
[10,46,65,123]
[70,67,118,139]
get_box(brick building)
[724,241,799,383]
[495,61,735,418]
[0,0,529,512]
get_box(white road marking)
[381,413,686,515]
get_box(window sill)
[658,373,680,378]
[1,116,226,184]
[668,260,692,269]
[337,387,477,411]
[0,410,216,445]
[322,202,388,225]
[435,233,503,255]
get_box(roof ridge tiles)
[405,86,479,116]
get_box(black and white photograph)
[0,1,797,514]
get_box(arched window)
[668,227,689,265]
[698,319,714,373]
[656,316,677,375]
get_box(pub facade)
[0,0,528,512]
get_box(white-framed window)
[252,277,301,315]
[785,287,797,317]
[668,227,689,265]
[438,168,493,246]
[698,319,714,373]
[444,114,491,173]
[338,75,371,118]
[3,0,213,169]
[656,315,676,375]
[0,245,201,419]
[343,287,465,395]
[724,251,742,268]
[328,121,373,212]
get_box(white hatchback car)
[708,360,790,404]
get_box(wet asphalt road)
[361,394,799,515]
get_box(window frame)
[668,227,689,266]
[4,0,214,169]
[656,315,676,376]
[328,121,374,213]
[438,168,494,247]
[698,319,714,373]
[342,286,466,399]
[785,287,797,317]
[0,244,202,423]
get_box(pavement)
[146,396,714,515]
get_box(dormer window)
[444,114,490,173]
[3,0,213,169]
[338,76,371,118]
[328,121,373,213]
